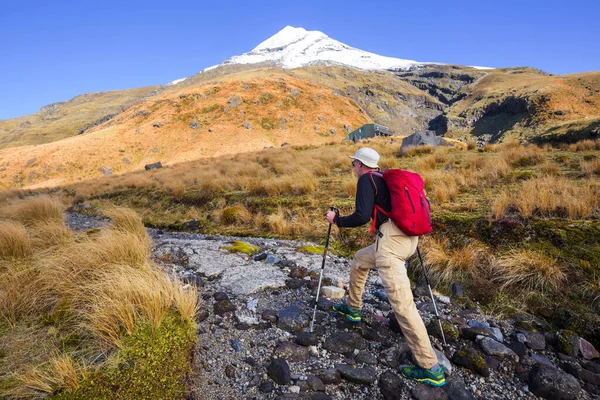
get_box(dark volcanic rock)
[452,347,489,377]
[355,350,378,365]
[528,363,581,400]
[213,299,236,315]
[213,292,229,301]
[378,370,405,400]
[335,363,377,385]
[519,329,546,350]
[412,383,448,400]
[460,326,494,340]
[312,368,341,384]
[295,331,319,347]
[274,342,310,362]
[307,375,326,391]
[267,358,291,385]
[324,331,367,354]
[261,309,278,323]
[442,375,473,400]
[277,304,309,332]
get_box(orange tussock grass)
[568,139,597,152]
[0,198,198,395]
[0,221,32,260]
[479,158,511,182]
[420,236,483,283]
[402,145,436,157]
[581,159,600,176]
[492,249,566,292]
[467,141,477,150]
[422,170,460,203]
[516,176,600,219]
[540,162,560,176]
[491,190,512,220]
[12,353,88,398]
[498,142,544,167]
[267,209,293,236]
[416,155,437,171]
[0,195,65,228]
[221,204,251,224]
[343,176,357,198]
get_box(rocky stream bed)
[66,213,600,400]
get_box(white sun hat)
[349,147,380,168]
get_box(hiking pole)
[416,246,447,346]
[310,206,337,333]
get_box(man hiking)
[325,147,445,387]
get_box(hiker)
[325,147,445,387]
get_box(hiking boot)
[332,302,361,322]
[400,365,446,387]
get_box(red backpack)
[368,170,433,236]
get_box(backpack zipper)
[405,187,416,213]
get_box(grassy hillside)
[0,87,162,149]
[440,69,600,142]
[6,137,598,345]
[0,71,370,190]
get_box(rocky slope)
[66,213,600,399]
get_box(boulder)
[268,359,291,385]
[528,363,581,400]
[400,130,448,152]
[320,286,345,299]
[277,305,310,333]
[478,337,518,360]
[324,331,367,354]
[274,342,310,362]
[335,363,377,385]
[452,347,489,377]
[412,383,448,400]
[145,162,163,171]
[580,337,600,360]
[378,371,405,400]
[442,376,473,400]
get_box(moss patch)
[54,313,195,399]
[297,245,324,255]
[221,240,259,255]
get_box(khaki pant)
[347,220,438,369]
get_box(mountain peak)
[217,26,425,72]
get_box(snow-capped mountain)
[210,26,432,72]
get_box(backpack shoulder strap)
[365,171,387,233]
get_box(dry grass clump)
[568,139,597,152]
[221,204,251,224]
[492,249,566,292]
[498,142,544,167]
[540,162,560,176]
[490,190,512,220]
[420,236,483,284]
[13,353,88,398]
[416,155,437,171]
[0,221,32,260]
[0,195,65,228]
[581,159,600,176]
[479,158,511,181]
[402,145,436,157]
[267,209,293,236]
[0,197,198,396]
[343,176,357,197]
[492,177,600,219]
[518,177,600,219]
[467,141,477,150]
[421,170,460,203]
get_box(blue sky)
[1,0,598,120]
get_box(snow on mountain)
[167,77,188,86]
[218,26,430,71]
